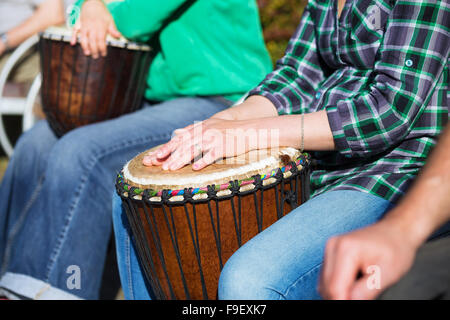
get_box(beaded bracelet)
[300,112,305,152]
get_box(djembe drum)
[39,26,152,137]
[116,147,311,300]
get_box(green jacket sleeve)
[70,0,190,42]
[108,0,190,42]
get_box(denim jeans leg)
[0,97,229,300]
[112,193,152,300]
[218,190,394,300]
[0,121,57,273]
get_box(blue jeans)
[0,97,229,300]
[112,190,394,300]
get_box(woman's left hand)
[143,118,258,171]
[70,0,121,58]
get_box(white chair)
[0,35,41,157]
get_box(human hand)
[142,118,260,171]
[70,0,121,59]
[319,217,419,300]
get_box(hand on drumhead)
[70,0,121,59]
[142,126,197,167]
[143,118,262,171]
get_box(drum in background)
[116,147,311,300]
[39,26,152,137]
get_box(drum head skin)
[123,147,302,192]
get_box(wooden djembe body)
[39,26,152,137]
[116,147,311,299]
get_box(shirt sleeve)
[326,1,450,158]
[247,1,328,115]
[107,0,190,42]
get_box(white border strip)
[0,272,82,300]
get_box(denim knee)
[12,121,56,164]
[45,128,105,179]
[218,250,283,300]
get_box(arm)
[146,1,335,169]
[381,124,450,247]
[149,108,334,171]
[146,1,449,169]
[319,125,450,300]
[0,0,65,55]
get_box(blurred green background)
[257,0,307,65]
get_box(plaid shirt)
[248,0,449,203]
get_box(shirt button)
[315,92,321,99]
[405,59,413,67]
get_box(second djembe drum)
[39,26,152,137]
[116,147,311,299]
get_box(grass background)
[258,0,307,64]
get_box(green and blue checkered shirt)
[249,0,449,202]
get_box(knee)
[13,121,55,158]
[47,128,101,175]
[218,250,281,300]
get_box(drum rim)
[39,27,151,51]
[116,152,310,203]
[123,147,302,188]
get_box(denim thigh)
[218,190,394,300]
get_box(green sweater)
[72,0,272,102]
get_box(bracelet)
[0,32,9,50]
[300,112,305,152]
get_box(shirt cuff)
[325,104,353,157]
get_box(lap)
[16,97,229,168]
[219,190,394,300]
[57,97,227,149]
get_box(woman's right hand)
[70,0,121,59]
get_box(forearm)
[381,125,450,248]
[213,94,335,151]
[5,0,65,48]
[212,96,278,121]
[240,110,335,151]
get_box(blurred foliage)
[257,0,308,65]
